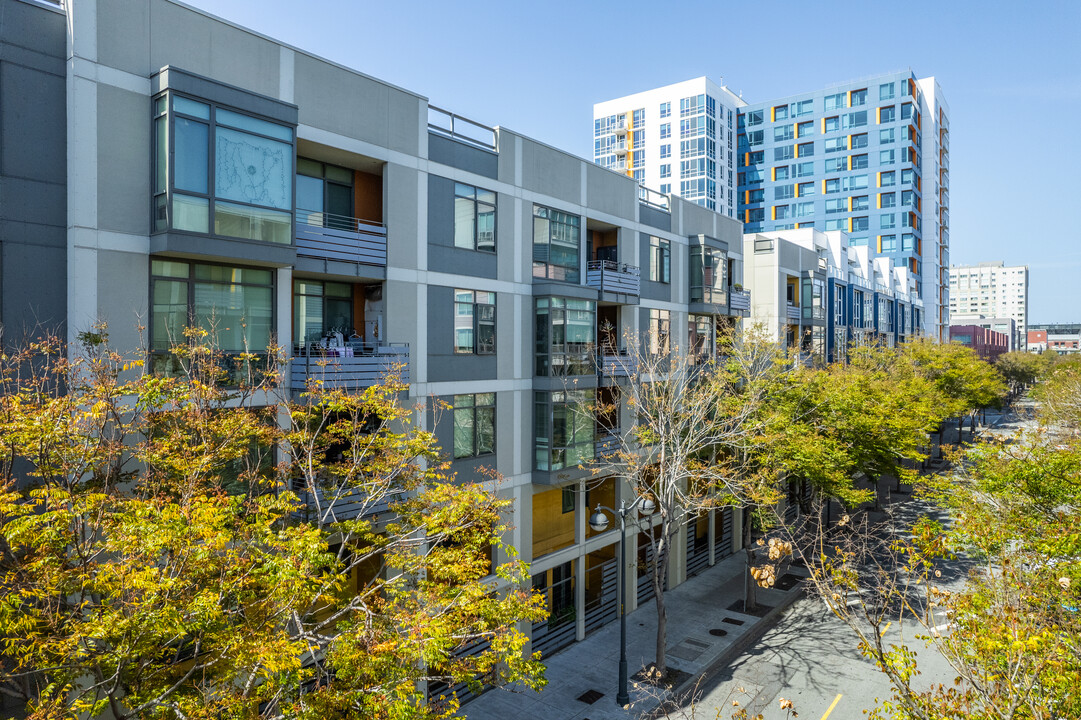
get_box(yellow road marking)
[880,621,892,636]
[821,693,843,720]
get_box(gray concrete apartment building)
[0,0,752,668]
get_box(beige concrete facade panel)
[293,54,391,147]
[149,0,280,99]
[96,84,149,235]
[383,163,420,271]
[95,0,150,74]
[95,248,149,353]
[584,163,636,219]
[519,139,581,206]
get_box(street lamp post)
[588,495,655,707]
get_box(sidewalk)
[460,553,810,720]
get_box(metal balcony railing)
[597,347,636,378]
[638,185,671,211]
[595,430,622,458]
[786,303,801,322]
[729,288,751,313]
[427,105,497,150]
[292,483,392,524]
[586,260,641,297]
[296,210,387,266]
[291,342,409,391]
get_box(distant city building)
[1027,329,1047,352]
[949,314,1018,351]
[743,228,921,363]
[949,262,1028,350]
[950,324,1009,363]
[1030,323,1081,355]
[594,78,745,218]
[734,72,950,344]
[598,72,950,343]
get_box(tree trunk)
[742,503,758,611]
[652,529,670,679]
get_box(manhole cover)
[708,628,728,637]
[577,690,605,705]
[721,617,745,626]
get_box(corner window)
[454,392,495,459]
[152,92,294,244]
[533,205,581,283]
[690,245,727,305]
[454,183,496,252]
[534,390,595,471]
[535,297,596,376]
[649,237,671,283]
[454,290,496,354]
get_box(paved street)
[671,596,956,720]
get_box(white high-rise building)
[593,77,745,218]
[949,262,1029,350]
[917,77,951,342]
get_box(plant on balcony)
[0,326,545,720]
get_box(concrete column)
[732,506,744,553]
[707,508,717,566]
[575,553,586,641]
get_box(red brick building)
[950,324,1009,363]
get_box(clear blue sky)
[189,0,1081,325]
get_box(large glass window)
[454,290,496,354]
[824,93,845,111]
[293,279,353,346]
[296,158,354,227]
[649,237,671,283]
[533,205,581,283]
[151,260,273,378]
[153,92,293,244]
[535,390,594,471]
[454,183,496,252]
[535,298,595,376]
[690,245,727,305]
[454,393,495,459]
[648,309,671,356]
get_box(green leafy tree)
[0,328,545,719]
[904,338,1007,443]
[805,347,1080,720]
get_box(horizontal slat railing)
[291,343,409,391]
[729,289,751,312]
[296,211,387,266]
[586,260,641,297]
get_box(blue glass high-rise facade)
[736,71,950,339]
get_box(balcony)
[586,260,640,298]
[598,347,636,378]
[296,210,387,267]
[292,484,390,524]
[786,303,801,322]
[595,430,622,459]
[729,288,751,314]
[291,342,409,392]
